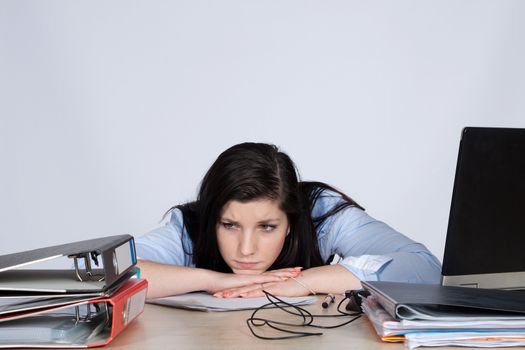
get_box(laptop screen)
[442,127,525,289]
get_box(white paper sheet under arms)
[148,292,317,311]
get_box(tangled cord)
[246,290,361,340]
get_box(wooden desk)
[104,297,422,350]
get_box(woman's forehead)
[219,198,286,221]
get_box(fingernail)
[223,291,231,297]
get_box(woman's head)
[178,142,357,273]
[193,143,308,273]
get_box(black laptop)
[441,127,525,289]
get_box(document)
[406,331,525,349]
[362,296,525,337]
[361,281,525,320]
[362,295,525,349]
[148,292,317,312]
[0,294,102,317]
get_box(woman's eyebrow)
[256,218,281,224]
[219,217,281,224]
[219,217,238,223]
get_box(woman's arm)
[138,259,299,299]
[216,201,442,298]
[318,202,441,284]
[214,264,361,298]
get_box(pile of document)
[361,281,525,349]
[0,235,147,348]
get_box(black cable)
[246,290,362,340]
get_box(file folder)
[0,278,148,348]
[362,281,525,321]
[0,280,127,317]
[0,235,137,293]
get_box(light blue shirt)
[136,191,442,284]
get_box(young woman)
[136,143,441,299]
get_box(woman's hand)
[214,264,363,298]
[214,271,309,298]
[138,260,301,299]
[262,267,302,278]
[206,267,301,294]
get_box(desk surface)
[106,297,464,350]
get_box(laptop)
[441,127,525,289]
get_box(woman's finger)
[214,283,257,298]
[239,282,286,298]
[223,285,260,298]
[216,282,276,298]
[266,267,301,273]
[262,270,301,278]
[214,284,256,298]
[211,272,289,295]
[263,267,302,275]
[239,278,310,298]
[239,288,266,298]
[245,274,286,285]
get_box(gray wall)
[1,1,524,261]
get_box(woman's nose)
[239,231,257,256]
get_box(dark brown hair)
[175,143,363,272]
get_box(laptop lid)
[441,127,525,289]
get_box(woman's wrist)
[199,268,222,293]
[299,265,362,295]
[289,273,316,295]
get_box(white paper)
[406,331,525,349]
[148,292,317,312]
[363,296,525,334]
[362,296,525,348]
[397,303,525,322]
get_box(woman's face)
[216,198,289,275]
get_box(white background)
[1,1,524,261]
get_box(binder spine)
[68,236,136,287]
[89,279,147,347]
[100,238,137,287]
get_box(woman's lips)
[235,261,259,269]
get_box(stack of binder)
[360,281,525,349]
[0,235,147,348]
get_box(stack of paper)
[0,235,147,348]
[362,296,525,348]
[361,281,525,349]
[149,292,316,311]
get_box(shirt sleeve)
[316,195,441,284]
[134,208,193,267]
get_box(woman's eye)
[222,222,236,230]
[260,224,276,232]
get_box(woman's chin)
[232,268,264,275]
